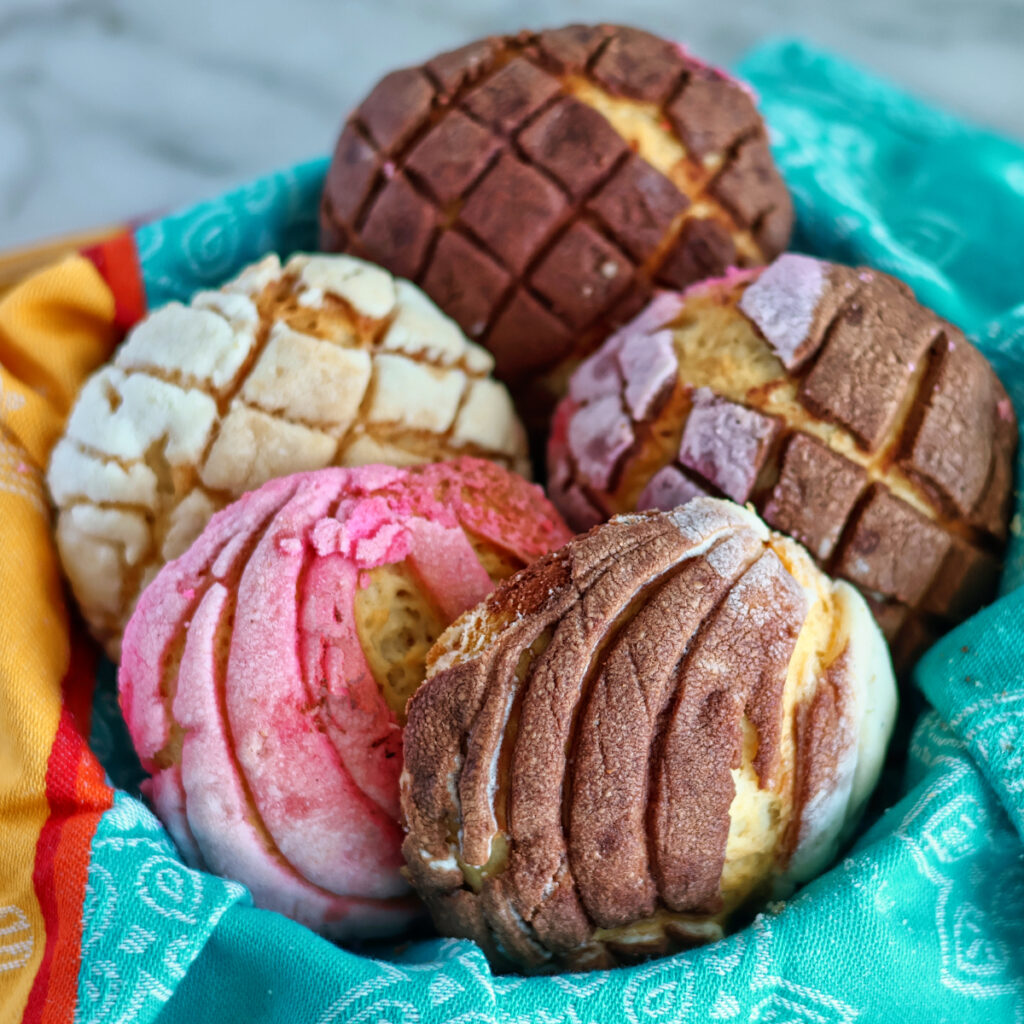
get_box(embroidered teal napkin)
[75,38,1024,1024]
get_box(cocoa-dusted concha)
[47,252,529,657]
[401,500,896,972]
[119,459,571,940]
[320,24,792,420]
[548,255,1017,668]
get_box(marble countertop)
[1,0,1022,249]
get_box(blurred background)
[1,0,1022,249]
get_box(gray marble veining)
[1,0,1022,248]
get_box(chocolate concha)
[47,252,529,658]
[548,255,1017,669]
[320,24,792,422]
[401,499,896,972]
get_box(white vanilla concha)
[48,253,530,657]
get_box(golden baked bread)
[548,256,1017,668]
[47,253,529,657]
[401,499,897,972]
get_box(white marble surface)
[1,0,1022,249]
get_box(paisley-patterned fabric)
[3,38,1024,1024]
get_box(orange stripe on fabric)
[51,640,113,1024]
[0,259,119,1023]
[82,232,146,332]
[40,806,108,1024]
[24,640,112,1024]
[24,717,75,1024]
[0,457,71,1024]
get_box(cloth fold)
[1,37,1024,1024]
[0,257,117,1024]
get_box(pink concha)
[119,458,571,939]
[119,475,301,765]
[299,549,401,821]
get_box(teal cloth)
[75,39,1024,1024]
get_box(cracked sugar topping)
[48,252,530,657]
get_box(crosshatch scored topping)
[549,255,1016,668]
[47,253,530,657]
[320,24,793,392]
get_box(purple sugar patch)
[569,291,684,406]
[737,254,826,370]
[569,333,624,403]
[619,329,678,420]
[679,265,759,301]
[547,422,607,531]
[678,388,781,503]
[626,290,687,336]
[558,482,606,530]
[637,465,709,513]
[568,393,635,491]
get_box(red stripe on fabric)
[23,638,113,1024]
[82,232,147,331]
